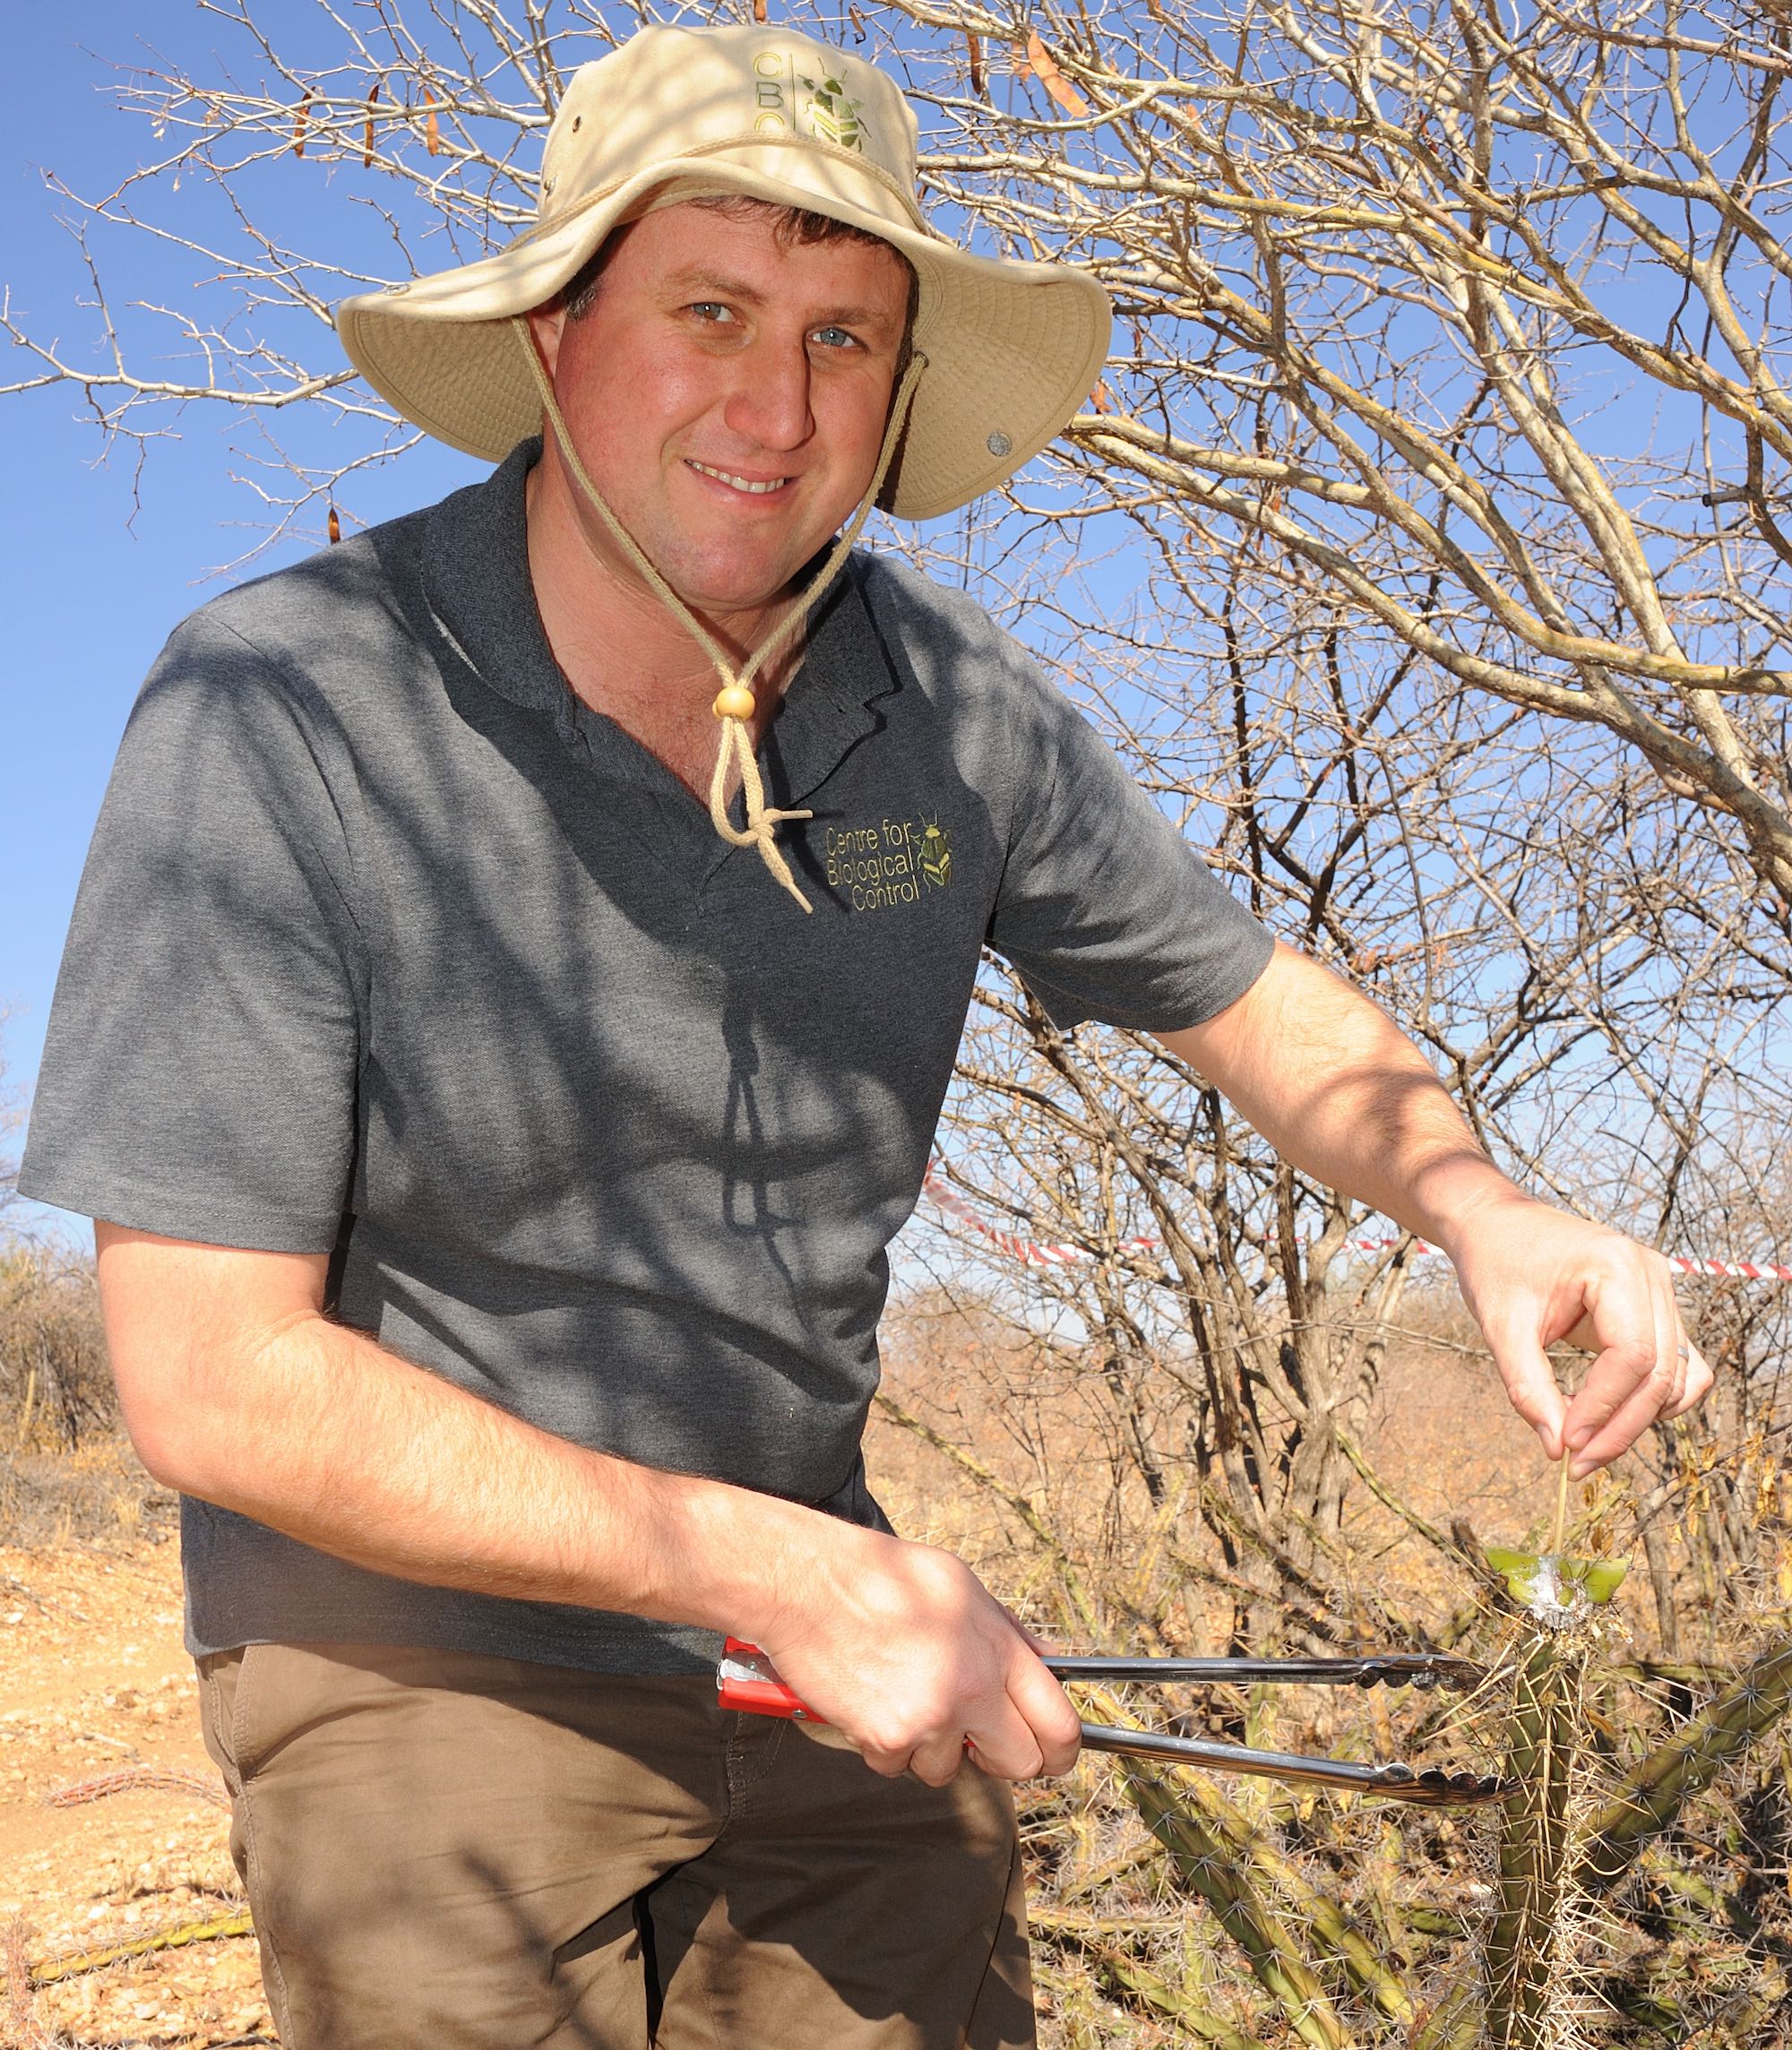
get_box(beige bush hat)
[336,22,1111,521]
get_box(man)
[22,24,1709,2050]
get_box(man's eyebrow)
[660,265,769,305]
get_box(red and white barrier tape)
[1341,1234,1792,1281]
[921,1169,1153,1268]
[920,1170,1792,1282]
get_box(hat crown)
[540,26,920,225]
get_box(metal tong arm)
[716,1642,1503,1808]
[1077,1724,1505,1806]
[1046,1653,1483,1693]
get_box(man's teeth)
[688,461,788,495]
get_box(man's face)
[528,201,912,621]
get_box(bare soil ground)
[0,1534,271,2049]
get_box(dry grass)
[0,1443,176,1561]
[0,1247,114,1453]
[0,1247,173,1560]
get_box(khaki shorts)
[197,1642,1033,2050]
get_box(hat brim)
[336,156,1109,522]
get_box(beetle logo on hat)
[800,71,866,151]
[749,47,868,151]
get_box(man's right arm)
[97,1224,1079,1785]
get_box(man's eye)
[811,324,859,350]
[687,302,735,323]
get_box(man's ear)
[526,302,569,381]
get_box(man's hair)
[562,194,919,361]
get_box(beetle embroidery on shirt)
[916,820,952,891]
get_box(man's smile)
[685,458,793,496]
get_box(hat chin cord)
[513,317,926,913]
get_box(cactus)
[1484,1623,1584,2050]
[1480,1465,1623,2049]
[1578,1636,1792,1892]
[1119,1760,1354,2050]
[1007,1449,1792,2047]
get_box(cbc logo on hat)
[752,48,869,151]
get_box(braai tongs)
[719,1639,1503,1806]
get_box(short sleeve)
[987,678,1274,1032]
[20,610,365,1251]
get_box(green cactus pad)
[1486,1546,1630,1612]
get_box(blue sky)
[0,6,482,1230]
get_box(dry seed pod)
[424,86,440,158]
[293,93,313,157]
[364,81,380,168]
[327,506,341,545]
[1024,30,1090,116]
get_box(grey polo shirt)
[22,440,1273,1675]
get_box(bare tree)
[1,0,625,546]
[890,0,1792,907]
[901,520,1792,1653]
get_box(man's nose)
[722,336,814,453]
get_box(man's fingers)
[1452,1200,1717,1469]
[905,1710,1042,1787]
[857,1743,918,1781]
[857,1653,1079,1787]
[961,1724,1040,1784]
[1006,1657,1081,1779]
[1663,1344,1714,1419]
[907,1733,973,1787]
[1561,1260,1684,1470]
[767,1537,1085,1787]
[928,1660,1080,1784]
[1569,1362,1684,1475]
[1568,1336,1712,1472]
[1483,1308,1570,1460]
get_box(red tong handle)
[719,1638,825,1722]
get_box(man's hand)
[743,1535,1081,1787]
[1441,1192,1713,1477]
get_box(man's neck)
[523,453,801,799]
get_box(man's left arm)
[1159,941,1712,1476]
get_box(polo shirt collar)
[416,439,900,811]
